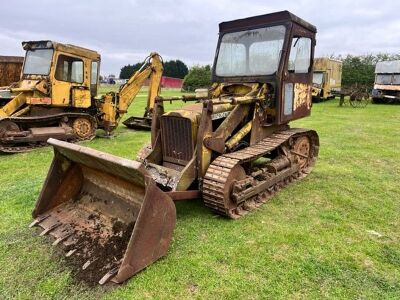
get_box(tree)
[119,59,189,80]
[163,60,189,79]
[119,62,142,79]
[342,55,375,87]
[182,65,211,92]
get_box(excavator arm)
[100,52,163,133]
[118,52,163,114]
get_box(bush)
[182,65,211,92]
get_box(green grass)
[0,94,399,299]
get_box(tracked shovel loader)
[31,11,320,285]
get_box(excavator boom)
[122,53,163,130]
[119,53,163,113]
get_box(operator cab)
[212,11,316,125]
[21,40,101,106]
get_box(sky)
[1,0,399,76]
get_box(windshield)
[23,49,53,75]
[313,72,324,84]
[376,74,400,85]
[215,25,286,77]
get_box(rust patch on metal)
[374,84,400,91]
[28,97,52,105]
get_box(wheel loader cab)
[22,41,100,108]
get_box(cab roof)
[219,10,317,34]
[22,40,101,60]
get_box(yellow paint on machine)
[294,83,312,110]
[72,89,91,108]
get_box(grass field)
[0,90,399,299]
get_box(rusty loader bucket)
[31,138,176,285]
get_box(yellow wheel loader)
[0,41,163,153]
[31,11,319,285]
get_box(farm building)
[160,76,183,88]
[0,56,24,86]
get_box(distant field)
[0,96,399,299]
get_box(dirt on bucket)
[56,213,135,286]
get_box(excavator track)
[202,128,319,219]
[0,113,97,153]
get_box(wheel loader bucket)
[31,138,176,285]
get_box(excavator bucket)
[123,116,152,130]
[31,138,176,285]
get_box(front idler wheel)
[0,120,20,138]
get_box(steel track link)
[0,134,96,153]
[202,128,319,219]
[0,113,97,153]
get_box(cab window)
[55,55,84,83]
[91,61,98,85]
[91,61,99,95]
[288,37,311,73]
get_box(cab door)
[51,53,86,107]
[281,25,315,122]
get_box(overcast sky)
[1,0,399,75]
